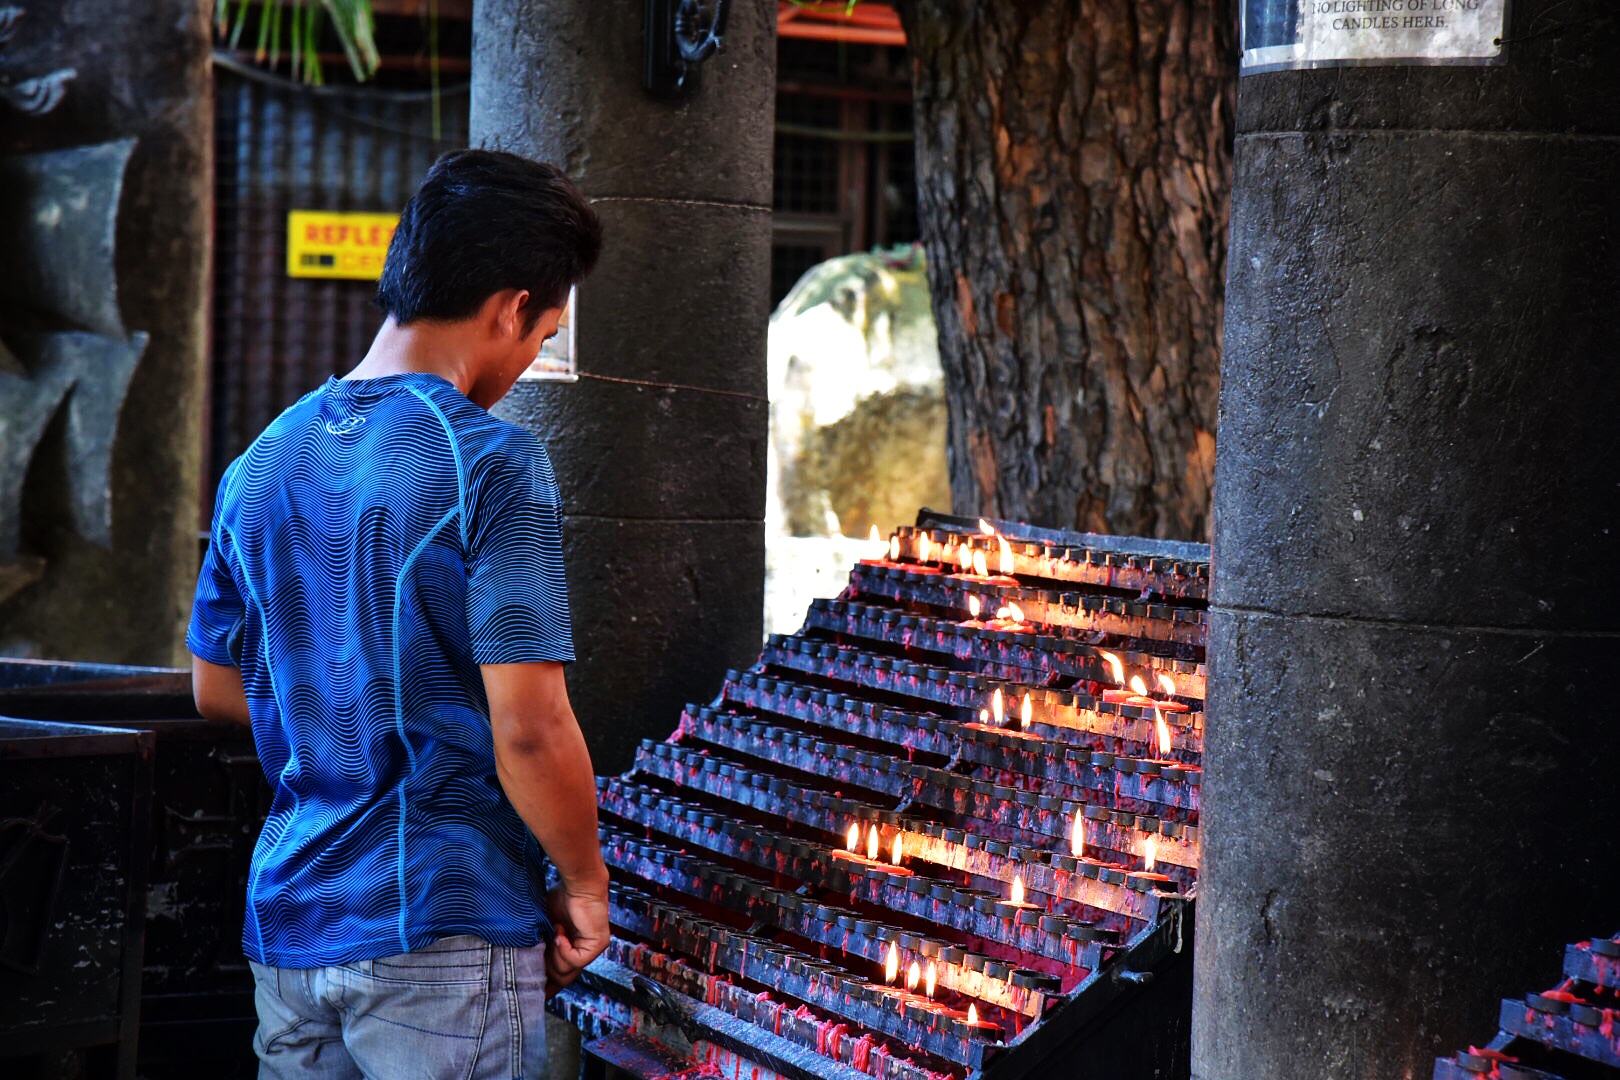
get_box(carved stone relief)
[0,8,146,608]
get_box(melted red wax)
[850,1034,875,1071]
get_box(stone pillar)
[470,1,773,773]
[1197,4,1620,1078]
[0,0,212,666]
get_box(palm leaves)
[215,0,379,86]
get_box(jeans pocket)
[343,968,493,1080]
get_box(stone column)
[470,1,773,773]
[0,0,212,666]
[1197,4,1620,1078]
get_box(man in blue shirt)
[189,149,609,1078]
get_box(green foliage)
[784,0,863,14]
[215,0,380,86]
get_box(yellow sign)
[286,210,398,280]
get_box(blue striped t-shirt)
[188,372,574,968]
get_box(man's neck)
[345,317,478,397]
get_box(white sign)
[1243,0,1508,73]
[519,285,578,382]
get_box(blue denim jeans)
[249,935,548,1079]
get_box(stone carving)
[0,7,75,116]
[763,245,951,635]
[0,139,146,605]
[767,244,949,538]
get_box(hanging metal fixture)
[644,0,732,96]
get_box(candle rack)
[1433,934,1620,1079]
[559,510,1208,1080]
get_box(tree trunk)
[895,1,1234,540]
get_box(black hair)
[375,149,602,331]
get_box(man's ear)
[502,289,533,339]
[484,288,531,340]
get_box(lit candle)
[1098,651,1131,702]
[962,1002,1001,1038]
[858,524,891,568]
[906,961,921,993]
[996,873,1040,916]
[991,687,1005,726]
[987,601,1030,631]
[1019,691,1033,730]
[997,535,1015,576]
[1127,832,1177,892]
[925,961,937,999]
[832,822,914,875]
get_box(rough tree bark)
[894,2,1234,539]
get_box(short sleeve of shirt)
[465,437,575,665]
[188,468,247,667]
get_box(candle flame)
[1020,691,1032,730]
[997,535,1015,576]
[972,549,989,577]
[885,941,899,984]
[1143,835,1157,872]
[925,961,937,998]
[1071,812,1085,858]
[868,524,881,544]
[1129,675,1149,698]
[917,533,933,563]
[967,1003,979,1025]
[891,834,903,865]
[906,960,921,992]
[979,707,990,723]
[847,821,860,852]
[1010,874,1025,906]
[968,595,982,619]
[1099,650,1125,686]
[958,545,973,572]
[888,535,900,561]
[1156,672,1176,697]
[991,687,1005,725]
[1155,708,1172,758]
[867,824,880,862]
[978,518,996,536]
[1006,601,1025,623]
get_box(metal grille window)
[209,66,468,489]
[774,94,844,215]
[770,36,919,307]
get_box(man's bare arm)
[192,656,251,725]
[481,661,610,988]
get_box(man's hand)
[545,881,610,992]
[481,661,611,994]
